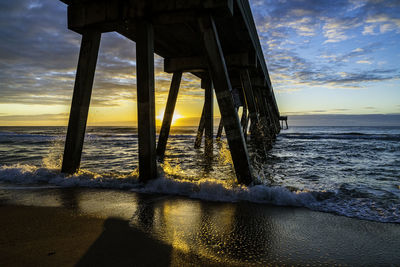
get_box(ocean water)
[0,126,399,223]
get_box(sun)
[156,110,183,126]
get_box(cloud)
[322,17,362,43]
[0,0,205,108]
[319,43,382,65]
[274,17,317,37]
[362,25,377,35]
[356,60,372,64]
[287,114,400,126]
[352,48,364,53]
[0,113,68,121]
[284,108,351,115]
[251,0,400,96]
[361,3,400,35]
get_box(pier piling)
[194,105,205,149]
[199,15,253,184]
[136,21,157,182]
[156,71,182,160]
[204,76,214,154]
[62,31,101,174]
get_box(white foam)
[0,163,399,223]
[0,164,139,189]
[127,172,318,207]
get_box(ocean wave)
[0,163,398,223]
[0,164,138,189]
[281,133,400,141]
[0,132,55,139]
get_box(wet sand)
[0,187,399,266]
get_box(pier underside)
[60,0,281,185]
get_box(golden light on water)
[156,110,183,126]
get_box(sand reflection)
[129,197,277,265]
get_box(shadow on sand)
[76,217,172,266]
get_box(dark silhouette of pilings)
[62,31,100,174]
[156,71,182,160]
[59,0,281,185]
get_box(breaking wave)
[1,163,399,223]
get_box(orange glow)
[156,110,183,126]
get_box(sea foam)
[1,163,398,223]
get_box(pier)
[60,0,281,185]
[279,116,288,130]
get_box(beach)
[1,126,399,265]
[1,187,399,266]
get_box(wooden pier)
[60,0,281,185]
[279,116,288,130]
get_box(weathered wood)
[239,69,259,135]
[263,90,279,135]
[199,15,253,185]
[231,88,243,108]
[194,104,205,148]
[264,92,279,137]
[204,76,213,153]
[136,21,157,182]
[240,105,249,140]
[164,53,256,73]
[253,86,273,148]
[216,118,223,140]
[67,0,234,33]
[265,97,278,138]
[230,74,265,89]
[62,31,101,174]
[156,71,182,159]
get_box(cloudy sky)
[0,0,399,126]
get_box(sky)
[0,0,399,126]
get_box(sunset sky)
[0,0,399,126]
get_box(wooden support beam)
[263,92,279,138]
[263,91,279,135]
[239,69,259,136]
[164,52,257,73]
[136,21,157,182]
[156,71,182,159]
[240,105,248,140]
[231,88,243,108]
[204,76,213,154]
[67,0,234,33]
[199,15,253,185]
[265,98,278,138]
[216,118,223,140]
[230,73,266,90]
[194,105,205,148]
[271,101,281,134]
[62,31,101,174]
[253,86,273,149]
[240,73,270,154]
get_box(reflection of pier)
[59,0,281,185]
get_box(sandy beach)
[1,187,399,266]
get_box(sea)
[0,126,399,223]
